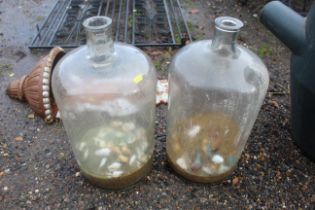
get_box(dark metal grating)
[29,0,192,49]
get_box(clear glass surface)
[166,16,269,182]
[52,16,157,189]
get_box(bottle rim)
[215,16,244,32]
[83,16,112,31]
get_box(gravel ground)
[0,0,314,209]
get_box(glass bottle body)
[52,17,156,189]
[167,17,269,182]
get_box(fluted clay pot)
[7,47,65,124]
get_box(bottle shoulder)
[172,40,267,70]
[170,40,269,92]
[55,43,154,75]
[52,43,156,96]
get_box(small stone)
[112,171,124,177]
[111,146,121,154]
[108,162,122,171]
[3,186,8,191]
[99,158,107,168]
[224,129,230,136]
[27,113,35,119]
[253,13,258,18]
[176,157,187,170]
[35,189,39,193]
[0,171,4,177]
[270,100,280,109]
[95,148,111,157]
[275,170,281,179]
[212,154,224,164]
[75,172,81,177]
[129,155,137,166]
[139,155,148,163]
[118,155,129,163]
[58,152,65,160]
[63,196,70,203]
[232,177,239,186]
[209,164,219,174]
[121,145,131,155]
[14,136,23,141]
[202,166,213,175]
[187,125,200,138]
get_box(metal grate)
[29,0,192,49]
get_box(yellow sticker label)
[133,74,143,84]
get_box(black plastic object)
[260,1,315,161]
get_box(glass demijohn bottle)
[166,17,269,182]
[52,16,157,189]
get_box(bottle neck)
[211,28,238,53]
[210,17,243,55]
[83,16,114,67]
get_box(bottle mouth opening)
[215,16,244,32]
[83,16,112,31]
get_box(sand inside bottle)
[74,120,153,189]
[167,112,240,183]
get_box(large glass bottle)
[166,16,269,183]
[52,16,157,189]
